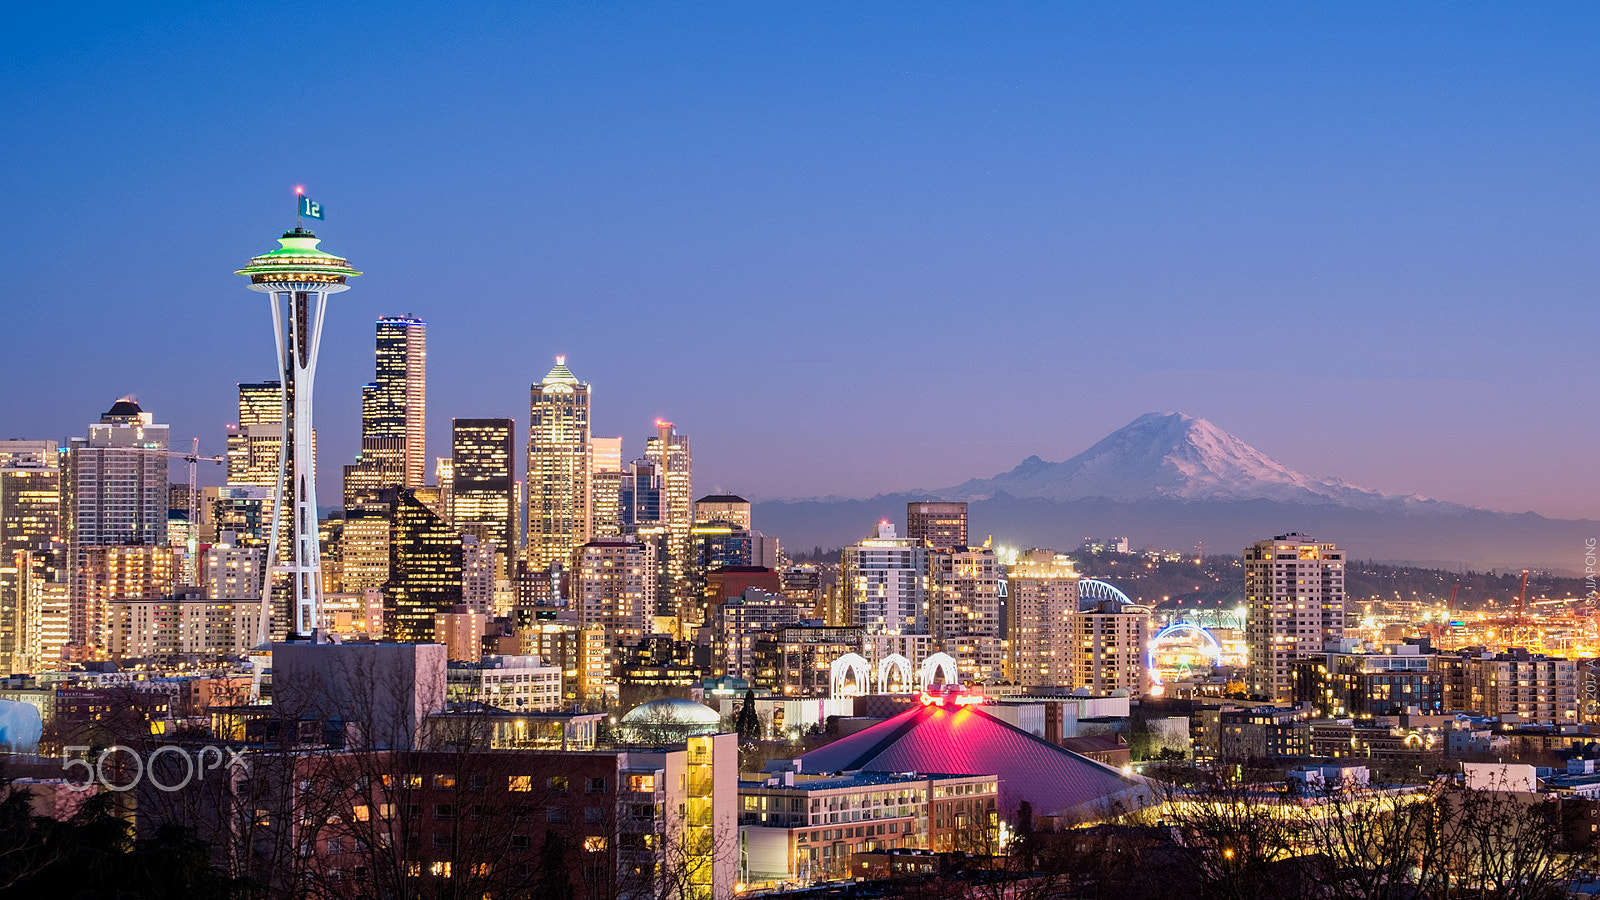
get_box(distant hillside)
[1060,551,1588,611]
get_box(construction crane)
[1516,568,1531,632]
[1432,584,1459,642]
[175,438,226,532]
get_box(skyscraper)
[645,421,692,608]
[839,522,928,634]
[383,489,463,642]
[343,439,406,511]
[589,437,624,538]
[526,357,590,571]
[929,544,1003,683]
[1245,533,1346,702]
[1004,549,1078,687]
[65,399,170,653]
[695,495,751,530]
[450,418,516,576]
[619,458,662,530]
[907,502,968,550]
[224,381,314,556]
[0,441,60,674]
[226,381,285,487]
[365,316,427,488]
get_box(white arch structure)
[919,652,959,690]
[1078,578,1133,610]
[876,654,913,693]
[830,652,871,697]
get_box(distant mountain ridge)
[753,413,1594,572]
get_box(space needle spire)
[236,190,360,643]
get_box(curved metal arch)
[919,652,959,690]
[876,654,913,693]
[1147,621,1224,687]
[830,653,871,697]
[1078,578,1133,610]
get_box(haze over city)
[2,3,1596,518]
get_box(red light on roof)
[920,690,981,708]
[295,185,304,195]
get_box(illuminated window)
[509,775,532,792]
[584,836,608,852]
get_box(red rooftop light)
[919,690,982,708]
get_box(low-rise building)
[752,625,863,698]
[1213,705,1312,760]
[446,655,562,711]
[1308,717,1445,766]
[739,769,998,885]
[1294,643,1439,719]
[1433,649,1578,723]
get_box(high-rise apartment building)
[0,441,59,673]
[65,399,170,653]
[1069,597,1150,696]
[907,501,968,550]
[839,522,927,634]
[929,545,1003,682]
[572,537,657,645]
[383,489,463,642]
[645,421,692,607]
[18,550,67,670]
[450,418,516,575]
[588,437,624,538]
[526,358,590,571]
[89,545,180,660]
[1245,533,1346,702]
[204,535,265,605]
[1004,549,1079,687]
[365,316,427,488]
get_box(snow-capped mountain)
[753,411,1591,570]
[940,412,1450,510]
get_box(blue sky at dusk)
[1,3,1595,517]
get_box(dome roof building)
[618,698,724,742]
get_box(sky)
[1,3,1596,518]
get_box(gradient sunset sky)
[2,3,1595,517]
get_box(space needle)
[236,192,360,643]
